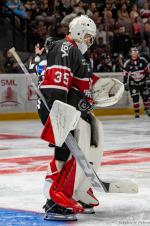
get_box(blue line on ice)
[0,208,66,226]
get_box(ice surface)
[0,115,150,226]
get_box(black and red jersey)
[40,35,99,113]
[123,57,149,83]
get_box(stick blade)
[108,180,138,193]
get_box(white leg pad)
[73,116,104,205]
[43,180,52,200]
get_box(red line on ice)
[0,134,38,139]
[0,148,150,174]
[103,148,150,156]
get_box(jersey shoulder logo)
[61,42,71,58]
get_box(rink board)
[0,72,145,121]
[0,108,145,120]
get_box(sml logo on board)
[28,85,38,101]
[0,79,19,106]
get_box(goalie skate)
[43,199,77,221]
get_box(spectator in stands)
[92,44,112,72]
[3,0,29,31]
[1,0,149,74]
[136,0,144,8]
[132,16,143,45]
[58,0,73,18]
[130,3,141,22]
[96,24,107,45]
[3,48,21,73]
[143,16,150,46]
[137,39,150,60]
[30,20,48,46]
[112,25,132,58]
[95,37,105,49]
[4,0,28,19]
[91,48,103,72]
[96,53,112,72]
[117,0,130,10]
[112,53,124,72]
[117,3,132,33]
[103,1,112,18]
[34,0,59,24]
[91,10,102,25]
[86,2,97,17]
[73,1,85,15]
[140,1,150,23]
[103,9,115,43]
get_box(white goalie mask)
[69,15,96,54]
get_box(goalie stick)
[9,47,138,193]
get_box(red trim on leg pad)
[87,188,99,207]
[45,158,59,181]
[41,116,55,145]
[50,156,84,213]
[50,190,84,213]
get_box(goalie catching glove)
[92,78,124,108]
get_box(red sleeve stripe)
[46,65,73,77]
[40,85,68,92]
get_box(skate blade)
[44,212,77,221]
[82,208,95,214]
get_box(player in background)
[123,47,150,118]
[29,37,54,85]
[37,15,124,221]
